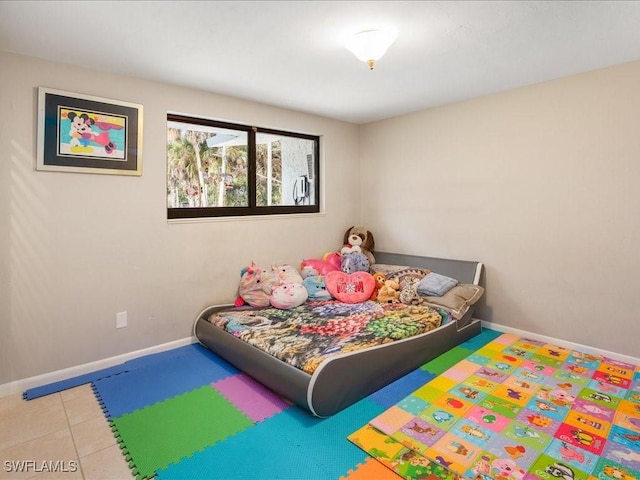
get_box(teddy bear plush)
[376,279,400,304]
[342,226,375,265]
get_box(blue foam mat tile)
[23,343,210,401]
[283,397,385,467]
[94,344,239,418]
[156,399,383,480]
[365,367,436,410]
[23,364,128,400]
[459,327,502,351]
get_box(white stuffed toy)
[270,283,308,309]
[272,264,304,284]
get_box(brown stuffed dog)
[342,226,375,265]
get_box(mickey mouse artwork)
[37,87,142,175]
[61,109,124,158]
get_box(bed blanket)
[208,300,446,375]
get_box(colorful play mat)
[349,333,640,480]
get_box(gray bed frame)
[193,252,484,417]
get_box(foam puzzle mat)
[25,334,495,479]
[349,333,640,480]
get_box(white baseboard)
[0,336,197,399]
[482,321,640,366]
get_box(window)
[167,114,320,219]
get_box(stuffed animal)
[341,251,370,274]
[342,226,375,265]
[341,242,361,255]
[325,271,376,304]
[236,262,278,307]
[399,277,420,304]
[272,264,303,284]
[377,279,400,304]
[270,283,308,309]
[303,275,333,301]
[370,272,386,301]
[300,252,341,279]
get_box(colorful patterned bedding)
[207,300,447,375]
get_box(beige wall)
[360,60,640,357]
[3,52,639,387]
[0,52,360,385]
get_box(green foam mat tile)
[421,345,474,375]
[156,398,384,480]
[111,385,252,479]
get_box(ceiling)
[2,1,640,124]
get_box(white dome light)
[345,28,397,70]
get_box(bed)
[193,251,484,417]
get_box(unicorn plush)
[235,262,278,307]
[303,275,333,301]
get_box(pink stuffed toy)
[236,262,307,308]
[300,252,341,279]
[325,271,376,304]
[235,262,278,307]
[272,264,303,284]
[270,283,308,309]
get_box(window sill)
[167,210,326,225]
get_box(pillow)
[386,267,431,289]
[325,271,375,304]
[423,284,484,320]
[417,272,459,297]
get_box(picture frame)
[36,87,143,176]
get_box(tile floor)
[0,385,135,480]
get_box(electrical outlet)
[116,311,128,329]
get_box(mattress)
[207,301,447,374]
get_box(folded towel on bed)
[417,272,458,297]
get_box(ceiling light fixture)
[344,28,397,70]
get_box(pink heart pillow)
[325,271,375,304]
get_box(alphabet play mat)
[348,333,640,480]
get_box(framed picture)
[36,87,143,176]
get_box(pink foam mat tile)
[492,333,521,345]
[212,373,291,422]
